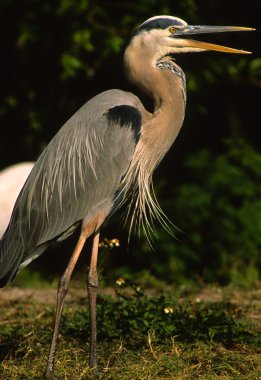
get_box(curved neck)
[123,38,187,170]
[124,40,186,113]
[121,36,188,239]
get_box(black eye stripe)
[133,18,185,36]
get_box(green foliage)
[249,58,261,77]
[12,267,58,288]
[158,139,261,285]
[63,281,257,348]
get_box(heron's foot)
[44,369,60,380]
[88,365,104,378]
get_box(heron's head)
[132,15,254,55]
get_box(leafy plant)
[157,138,261,285]
[63,280,257,347]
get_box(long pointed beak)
[175,25,255,54]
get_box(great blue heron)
[0,15,253,379]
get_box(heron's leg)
[45,233,88,380]
[87,231,100,369]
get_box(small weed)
[63,280,258,348]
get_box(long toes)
[89,366,104,377]
[45,371,59,380]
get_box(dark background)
[0,0,260,285]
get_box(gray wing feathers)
[0,89,142,285]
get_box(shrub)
[157,139,261,285]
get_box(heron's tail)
[0,227,25,287]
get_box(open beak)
[175,25,255,54]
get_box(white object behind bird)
[0,162,34,238]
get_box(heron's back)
[0,89,144,286]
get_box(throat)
[156,59,186,104]
[156,60,185,82]
[144,58,187,164]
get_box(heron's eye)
[169,26,176,34]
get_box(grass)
[0,280,260,380]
